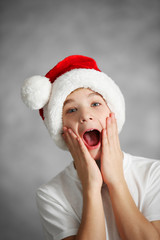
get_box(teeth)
[84,129,100,135]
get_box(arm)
[62,190,105,240]
[63,127,106,240]
[101,113,160,240]
[108,180,160,240]
[76,187,105,240]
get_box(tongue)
[83,130,100,146]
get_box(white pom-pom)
[21,75,51,110]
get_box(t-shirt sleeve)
[36,188,79,240]
[142,161,160,222]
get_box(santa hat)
[21,55,125,150]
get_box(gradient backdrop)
[0,0,160,239]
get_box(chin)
[89,147,101,161]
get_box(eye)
[91,102,101,107]
[67,108,77,113]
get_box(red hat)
[40,55,101,120]
[21,55,125,150]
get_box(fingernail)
[108,117,111,124]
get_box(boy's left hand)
[101,112,124,186]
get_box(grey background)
[0,0,160,239]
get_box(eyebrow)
[63,92,101,107]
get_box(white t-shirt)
[36,152,160,240]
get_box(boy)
[21,55,160,240]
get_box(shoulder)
[36,161,81,205]
[124,152,160,184]
[124,152,160,170]
[35,162,81,239]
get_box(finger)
[64,128,94,165]
[106,116,114,147]
[107,114,120,150]
[66,129,84,162]
[68,128,79,141]
[76,137,91,160]
[111,113,118,142]
[63,127,76,151]
[66,128,89,157]
[62,126,67,141]
[101,128,109,155]
[110,113,117,133]
[110,113,121,149]
[102,128,108,147]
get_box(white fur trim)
[21,75,51,110]
[43,69,125,150]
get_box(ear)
[21,75,51,110]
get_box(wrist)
[82,189,103,212]
[107,177,126,191]
[83,186,102,199]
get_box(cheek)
[62,116,67,126]
[62,117,70,129]
[99,108,111,127]
[62,113,72,127]
[63,118,71,127]
[62,116,77,132]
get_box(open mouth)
[83,129,101,148]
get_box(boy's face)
[62,88,111,160]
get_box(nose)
[79,109,93,123]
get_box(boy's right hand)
[62,127,103,194]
